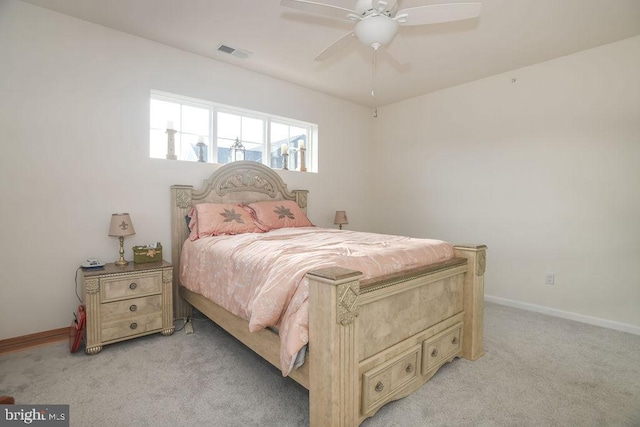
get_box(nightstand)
[81,260,174,354]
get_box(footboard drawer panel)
[362,345,421,415]
[422,322,462,374]
[358,269,465,360]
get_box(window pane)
[242,117,264,144]
[290,126,307,142]
[270,143,286,170]
[217,138,234,164]
[270,122,288,145]
[270,122,287,169]
[179,133,201,162]
[243,141,263,163]
[150,99,180,130]
[217,137,235,149]
[218,112,240,139]
[181,105,209,137]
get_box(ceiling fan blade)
[384,33,410,66]
[395,2,481,26]
[280,0,358,21]
[314,32,355,61]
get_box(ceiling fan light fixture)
[354,15,398,48]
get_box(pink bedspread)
[179,227,453,376]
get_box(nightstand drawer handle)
[129,304,137,312]
[130,322,138,330]
[405,363,414,373]
[129,282,137,290]
[375,382,384,393]
[452,336,458,345]
[431,348,439,358]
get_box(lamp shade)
[334,211,349,226]
[109,213,136,237]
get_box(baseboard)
[485,295,640,336]
[0,327,69,354]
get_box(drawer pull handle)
[405,363,414,373]
[452,336,458,345]
[129,304,137,312]
[130,322,138,330]
[129,283,137,290]
[431,348,439,358]
[374,382,384,393]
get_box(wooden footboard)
[306,245,486,425]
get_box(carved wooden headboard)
[170,161,309,317]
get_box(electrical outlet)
[545,273,555,285]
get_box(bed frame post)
[453,244,487,361]
[307,267,363,427]
[170,184,194,320]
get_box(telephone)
[81,258,105,269]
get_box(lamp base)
[115,236,129,266]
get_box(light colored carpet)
[1,302,639,426]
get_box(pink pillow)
[188,203,263,240]
[244,200,313,231]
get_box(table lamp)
[334,211,348,230]
[109,213,136,266]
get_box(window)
[150,91,317,171]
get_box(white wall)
[0,0,375,340]
[373,36,640,330]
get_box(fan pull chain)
[372,46,378,118]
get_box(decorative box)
[133,243,162,264]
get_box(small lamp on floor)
[109,213,136,266]
[334,210,348,230]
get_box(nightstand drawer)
[100,295,162,323]
[101,312,163,342]
[101,271,162,302]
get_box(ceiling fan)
[280,0,482,62]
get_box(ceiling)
[19,0,640,108]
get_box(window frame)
[150,90,317,171]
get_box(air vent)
[216,44,253,59]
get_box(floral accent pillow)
[243,200,314,231]
[188,203,263,240]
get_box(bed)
[171,161,486,426]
